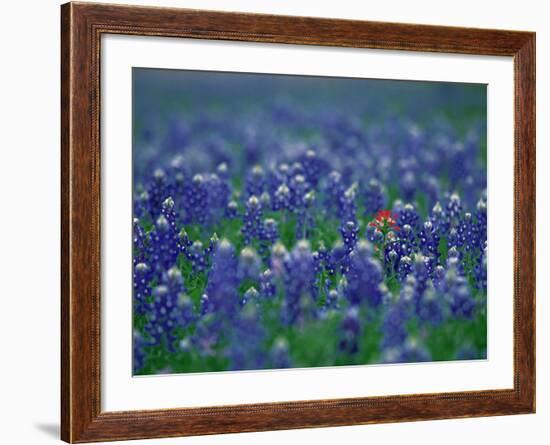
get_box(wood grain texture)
[60,2,536,442]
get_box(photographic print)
[132,68,487,376]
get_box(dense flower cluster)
[132,72,487,374]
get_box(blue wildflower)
[269,337,292,368]
[238,247,261,282]
[397,203,419,229]
[282,240,317,324]
[242,195,263,244]
[148,214,179,275]
[339,307,361,354]
[133,262,152,315]
[228,304,265,370]
[259,269,276,299]
[363,178,386,217]
[145,267,187,351]
[344,240,384,307]
[205,239,239,314]
[146,168,169,218]
[246,165,266,198]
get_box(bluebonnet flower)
[273,183,291,212]
[340,220,359,255]
[429,201,450,234]
[133,262,152,315]
[448,143,470,187]
[260,191,271,209]
[270,242,288,278]
[216,161,231,184]
[204,239,239,314]
[447,246,463,267]
[418,220,440,260]
[392,199,404,216]
[386,249,399,271]
[474,245,487,291]
[133,218,147,264]
[275,163,291,187]
[325,171,345,217]
[177,293,196,326]
[326,241,347,275]
[363,178,386,217]
[269,337,292,369]
[192,312,223,356]
[301,149,324,187]
[338,307,361,354]
[145,267,187,351]
[186,240,207,273]
[397,256,413,281]
[133,330,147,374]
[416,284,444,325]
[365,225,384,244]
[282,240,317,324]
[246,165,266,197]
[399,170,417,202]
[228,304,265,370]
[241,286,260,307]
[225,200,238,219]
[160,196,178,232]
[344,240,384,307]
[296,190,315,240]
[312,249,323,275]
[134,190,150,220]
[397,224,416,256]
[383,337,432,364]
[338,184,358,225]
[448,227,460,250]
[441,259,476,319]
[289,161,305,179]
[289,174,309,212]
[205,233,219,255]
[148,214,179,275]
[216,162,231,208]
[381,296,410,349]
[384,227,415,275]
[420,174,441,205]
[433,264,446,289]
[169,156,187,199]
[242,195,263,244]
[205,173,230,223]
[238,247,261,281]
[396,203,419,229]
[412,254,430,298]
[259,269,276,299]
[178,227,192,252]
[316,240,329,264]
[324,289,341,310]
[163,119,189,153]
[446,193,463,225]
[199,293,212,316]
[456,212,481,255]
[182,174,208,224]
[476,197,487,247]
[146,168,169,218]
[449,283,476,319]
[259,218,279,244]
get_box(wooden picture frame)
[61,2,535,442]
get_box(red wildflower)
[368,209,400,232]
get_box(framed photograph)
[61,2,535,442]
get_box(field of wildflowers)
[132,69,487,375]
